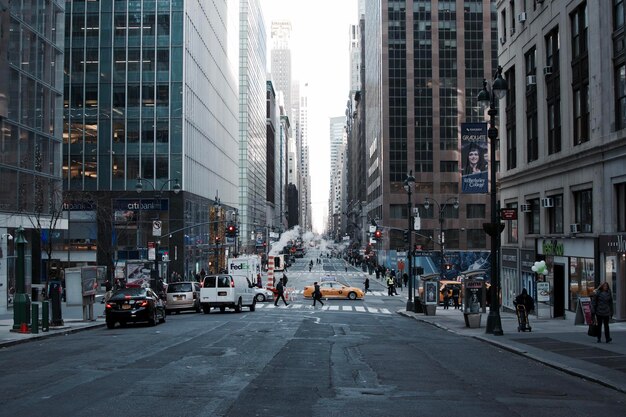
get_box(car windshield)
[167,283,193,293]
[110,288,147,299]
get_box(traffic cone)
[19,322,29,334]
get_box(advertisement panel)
[461,122,488,194]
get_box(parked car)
[254,287,274,302]
[166,281,201,314]
[105,287,166,328]
[303,281,364,300]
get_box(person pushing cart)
[514,288,534,332]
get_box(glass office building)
[63,0,239,279]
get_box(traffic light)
[215,236,221,244]
[226,223,236,237]
[403,230,409,242]
[373,229,382,241]
[444,263,453,271]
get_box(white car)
[254,287,274,302]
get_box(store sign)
[542,240,564,256]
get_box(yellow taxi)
[303,279,364,300]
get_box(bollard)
[31,303,39,334]
[41,300,50,332]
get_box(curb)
[0,322,105,348]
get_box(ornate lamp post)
[477,65,508,336]
[423,196,459,280]
[135,177,181,288]
[213,194,221,274]
[12,227,29,330]
[403,171,415,311]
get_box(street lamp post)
[423,196,459,281]
[135,177,181,289]
[477,65,508,336]
[403,171,416,311]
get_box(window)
[467,229,486,249]
[547,101,561,154]
[466,204,485,218]
[616,65,626,130]
[547,194,564,234]
[527,198,540,234]
[616,182,626,232]
[440,160,458,172]
[505,67,516,170]
[616,0,625,30]
[573,85,589,145]
[525,48,538,162]
[506,202,518,243]
[571,3,588,60]
[574,189,593,233]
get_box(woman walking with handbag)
[592,282,614,343]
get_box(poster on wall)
[461,122,488,194]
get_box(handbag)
[587,317,599,337]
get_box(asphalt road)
[1,251,624,417]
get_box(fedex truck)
[228,255,262,284]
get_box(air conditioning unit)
[518,12,527,23]
[570,223,581,234]
[541,197,554,208]
[520,204,532,213]
[543,66,553,75]
[526,75,537,86]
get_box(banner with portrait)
[461,122,488,194]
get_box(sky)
[261,0,358,234]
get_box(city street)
[0,252,624,417]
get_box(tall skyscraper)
[362,1,497,263]
[62,0,239,278]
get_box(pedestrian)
[452,285,460,309]
[281,273,288,287]
[387,275,395,296]
[274,279,289,306]
[364,277,371,293]
[441,285,450,309]
[256,273,262,288]
[312,281,324,306]
[403,273,408,288]
[513,288,534,314]
[592,282,614,343]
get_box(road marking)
[355,306,366,312]
[328,306,340,311]
[341,306,351,311]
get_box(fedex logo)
[230,263,250,270]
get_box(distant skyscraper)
[270,21,293,115]
[239,0,268,253]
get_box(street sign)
[500,208,517,220]
[369,225,377,233]
[147,241,156,261]
[152,220,162,236]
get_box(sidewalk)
[0,300,105,347]
[399,306,626,394]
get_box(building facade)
[498,1,626,320]
[0,0,66,313]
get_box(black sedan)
[105,287,166,329]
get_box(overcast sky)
[261,0,358,233]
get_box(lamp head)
[173,179,181,194]
[403,170,416,193]
[492,66,507,100]
[423,198,430,210]
[135,177,143,194]
[477,79,490,110]
[453,198,459,209]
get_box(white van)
[200,274,256,314]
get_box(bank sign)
[114,198,169,212]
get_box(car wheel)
[219,306,226,313]
[106,320,115,329]
[234,298,242,313]
[203,305,211,314]
[348,292,357,300]
[255,293,265,303]
[149,309,157,326]
[250,300,256,312]
[195,301,202,313]
[165,310,171,316]
[159,308,166,323]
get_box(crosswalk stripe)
[253,302,393,315]
[355,306,366,312]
